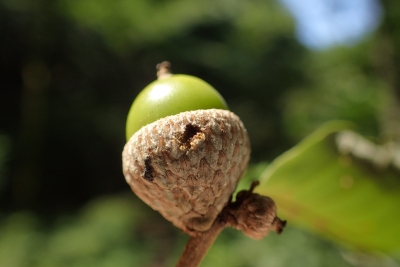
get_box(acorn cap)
[122,109,250,234]
[230,193,284,239]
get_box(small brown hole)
[142,156,154,182]
[178,124,201,150]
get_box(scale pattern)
[122,109,250,233]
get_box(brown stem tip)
[156,61,172,80]
[272,217,287,234]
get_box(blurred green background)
[1,0,400,266]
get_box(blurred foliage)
[0,194,397,267]
[256,122,400,253]
[1,0,400,266]
[282,44,390,140]
[0,195,181,267]
[0,135,11,192]
[0,194,360,267]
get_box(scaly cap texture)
[122,109,250,234]
[230,193,282,239]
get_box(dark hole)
[180,124,201,144]
[142,156,154,182]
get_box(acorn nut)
[230,192,286,239]
[122,62,251,234]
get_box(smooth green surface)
[125,74,228,140]
[256,122,400,253]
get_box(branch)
[176,217,226,267]
[175,181,286,267]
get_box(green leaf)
[256,121,400,253]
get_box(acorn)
[229,190,286,239]
[122,62,251,234]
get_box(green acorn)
[122,62,251,234]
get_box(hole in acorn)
[142,156,154,182]
[178,124,202,150]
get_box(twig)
[176,216,227,267]
[175,181,286,267]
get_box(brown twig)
[176,217,227,267]
[175,181,286,267]
[156,61,173,80]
